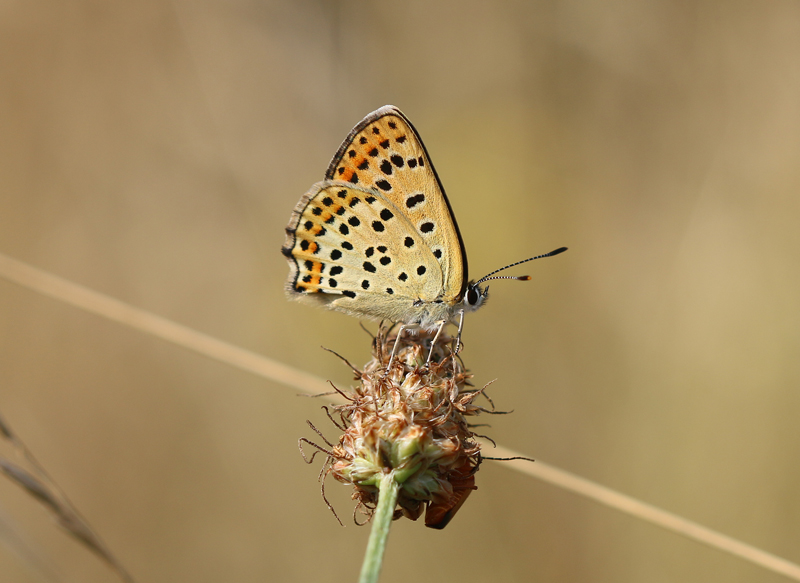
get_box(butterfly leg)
[425,320,448,365]
[385,324,407,373]
[454,310,465,355]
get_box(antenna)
[474,247,567,285]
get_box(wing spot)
[300,240,310,251]
[357,160,369,170]
[365,247,374,257]
[372,221,385,232]
[335,206,345,216]
[404,237,414,248]
[339,224,349,235]
[341,241,353,250]
[348,216,360,227]
[330,249,342,260]
[304,260,313,270]
[376,180,392,191]
[396,135,407,144]
[349,197,361,207]
[348,149,357,158]
[380,208,394,221]
[380,256,391,266]
[363,261,376,273]
[322,197,333,206]
[365,196,376,204]
[329,279,337,287]
[386,287,394,294]
[380,160,393,175]
[343,290,356,298]
[337,167,345,175]
[420,221,435,233]
[330,266,343,276]
[361,280,370,289]
[312,207,322,216]
[372,127,380,135]
[388,121,397,129]
[368,148,379,157]
[359,136,368,144]
[398,272,408,281]
[408,158,418,168]
[390,155,404,167]
[418,157,425,166]
[337,189,348,198]
[379,139,390,149]
[417,265,426,275]
[433,249,442,259]
[348,172,359,184]
[406,193,425,208]
[304,220,313,230]
[377,245,387,253]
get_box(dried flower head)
[300,326,492,529]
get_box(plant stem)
[358,472,399,583]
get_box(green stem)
[358,472,399,583]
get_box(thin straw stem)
[2,252,800,582]
[359,472,399,583]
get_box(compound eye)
[466,286,480,306]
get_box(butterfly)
[282,105,566,353]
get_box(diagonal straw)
[1,252,799,582]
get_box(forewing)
[325,105,467,303]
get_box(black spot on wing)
[406,193,425,208]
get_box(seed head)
[303,326,489,529]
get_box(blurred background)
[1,1,799,581]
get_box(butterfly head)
[462,280,490,313]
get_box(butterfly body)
[282,106,486,331]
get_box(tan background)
[2,1,799,582]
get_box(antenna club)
[519,276,531,281]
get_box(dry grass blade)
[1,252,799,580]
[0,414,135,583]
[0,253,330,397]
[488,443,800,582]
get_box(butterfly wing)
[282,182,445,324]
[324,105,468,304]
